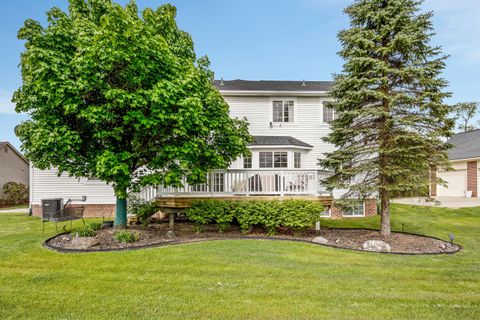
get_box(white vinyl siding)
[227,96,336,170]
[30,166,116,205]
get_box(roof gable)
[0,142,28,164]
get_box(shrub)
[88,222,102,231]
[114,230,139,243]
[2,182,28,205]
[127,194,160,227]
[71,225,96,237]
[187,199,323,235]
[279,200,323,235]
[186,200,234,232]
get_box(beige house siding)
[0,143,29,200]
[436,160,480,197]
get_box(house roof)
[446,129,480,160]
[214,79,333,92]
[0,141,28,164]
[249,136,313,149]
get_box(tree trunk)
[114,197,127,228]
[380,189,391,236]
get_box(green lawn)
[0,204,479,319]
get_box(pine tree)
[320,0,454,236]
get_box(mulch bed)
[45,222,460,254]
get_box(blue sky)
[1,0,479,150]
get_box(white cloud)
[0,89,17,114]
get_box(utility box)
[41,198,63,220]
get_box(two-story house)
[30,80,377,219]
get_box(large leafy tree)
[320,0,454,235]
[14,0,250,226]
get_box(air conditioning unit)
[41,198,63,219]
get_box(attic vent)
[302,80,306,87]
[3,146,7,153]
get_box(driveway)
[393,197,480,208]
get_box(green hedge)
[186,199,323,235]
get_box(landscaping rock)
[69,236,99,250]
[440,243,447,250]
[165,230,176,239]
[362,240,391,253]
[312,236,329,245]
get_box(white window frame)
[342,201,365,217]
[294,152,301,169]
[243,156,252,169]
[271,98,296,124]
[259,151,288,168]
[322,101,335,124]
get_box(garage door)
[437,171,466,197]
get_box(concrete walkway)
[393,197,480,208]
[0,207,29,214]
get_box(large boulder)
[362,240,391,253]
[312,236,329,245]
[69,236,100,250]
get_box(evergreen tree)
[320,0,454,235]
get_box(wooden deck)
[155,195,334,210]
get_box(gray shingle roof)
[446,129,480,160]
[214,79,333,92]
[249,136,313,149]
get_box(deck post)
[246,172,250,197]
[169,212,175,230]
[280,171,285,197]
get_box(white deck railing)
[138,170,332,201]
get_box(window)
[259,152,273,168]
[213,173,224,192]
[259,152,288,168]
[294,152,301,169]
[243,156,252,169]
[323,101,335,123]
[274,152,288,168]
[273,100,294,123]
[342,202,365,217]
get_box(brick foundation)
[467,161,478,197]
[32,204,115,218]
[329,199,377,219]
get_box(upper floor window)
[294,152,301,169]
[323,101,335,124]
[259,152,288,168]
[273,100,294,123]
[243,156,252,169]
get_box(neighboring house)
[30,80,377,218]
[432,130,480,198]
[0,141,29,202]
